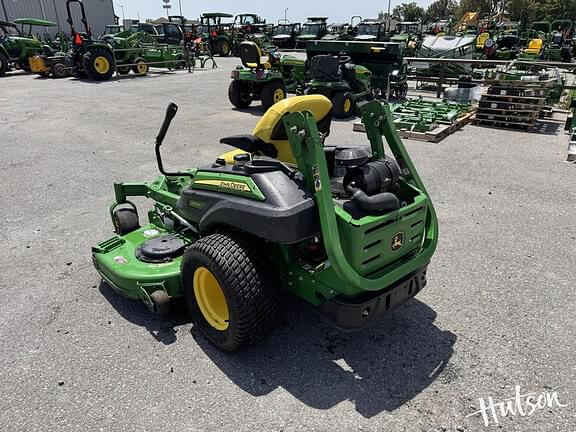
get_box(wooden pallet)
[353,112,474,143]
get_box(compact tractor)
[390,22,422,56]
[0,18,57,76]
[29,0,117,80]
[272,21,301,49]
[228,41,305,110]
[296,17,329,47]
[354,19,388,42]
[92,96,438,352]
[231,14,272,53]
[199,13,235,57]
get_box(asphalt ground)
[0,58,575,432]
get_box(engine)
[332,147,402,214]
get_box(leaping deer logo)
[391,233,404,252]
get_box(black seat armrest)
[219,135,278,158]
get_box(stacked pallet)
[353,98,475,143]
[475,78,553,129]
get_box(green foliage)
[392,2,426,21]
[457,0,576,24]
[424,0,459,22]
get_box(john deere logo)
[391,232,404,252]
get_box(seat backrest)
[251,95,333,164]
[476,32,489,48]
[310,55,340,81]
[528,38,542,51]
[239,41,263,69]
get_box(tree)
[392,2,426,21]
[425,0,459,22]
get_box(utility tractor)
[0,18,57,76]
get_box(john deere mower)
[228,41,305,110]
[305,54,373,118]
[92,95,438,352]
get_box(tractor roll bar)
[66,0,91,38]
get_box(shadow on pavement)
[194,297,456,418]
[99,281,190,345]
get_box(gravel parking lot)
[1,58,574,431]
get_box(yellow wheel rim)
[273,88,285,103]
[94,56,110,74]
[136,62,147,74]
[222,43,230,55]
[193,267,229,331]
[343,98,352,113]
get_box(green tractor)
[92,95,438,352]
[0,18,57,76]
[228,41,305,110]
[30,0,117,80]
[232,14,272,53]
[296,17,329,47]
[271,21,301,49]
[354,19,388,42]
[200,12,235,56]
[305,54,373,118]
[390,21,422,56]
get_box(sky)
[113,0,435,24]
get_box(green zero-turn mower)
[92,95,438,352]
[228,41,305,110]
[306,54,373,119]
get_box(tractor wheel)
[261,80,286,110]
[117,65,131,75]
[132,57,149,76]
[150,290,170,315]
[17,58,32,71]
[396,82,408,99]
[82,48,114,81]
[181,232,283,352]
[0,51,9,77]
[112,208,140,236]
[51,63,68,78]
[333,91,354,119]
[217,39,231,57]
[228,81,252,108]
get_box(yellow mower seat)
[523,38,543,55]
[476,32,490,49]
[239,41,271,70]
[219,95,333,165]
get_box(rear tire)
[217,39,231,57]
[181,232,283,352]
[82,48,114,81]
[0,51,9,77]
[112,208,140,235]
[333,91,354,119]
[261,80,286,110]
[228,80,252,108]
